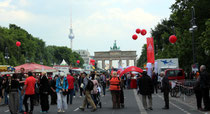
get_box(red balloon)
[16,41,21,47]
[169,35,177,43]
[132,34,138,40]
[90,59,95,63]
[90,59,95,65]
[141,29,147,36]
[136,28,141,34]
[76,60,80,64]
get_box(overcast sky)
[0,0,175,57]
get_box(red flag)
[147,37,155,64]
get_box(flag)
[147,37,155,64]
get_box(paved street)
[0,89,207,114]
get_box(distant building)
[94,40,137,69]
[74,50,91,65]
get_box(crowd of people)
[0,65,209,114]
[0,68,127,114]
[137,64,210,112]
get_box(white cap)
[60,72,65,77]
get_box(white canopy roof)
[60,59,68,66]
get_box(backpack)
[110,77,121,88]
[86,79,94,91]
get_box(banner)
[147,37,155,64]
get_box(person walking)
[39,72,50,113]
[21,71,37,114]
[67,73,75,104]
[152,72,158,94]
[0,74,3,105]
[199,65,210,111]
[193,76,202,110]
[8,73,20,114]
[78,74,84,97]
[109,71,121,109]
[139,72,154,110]
[18,68,26,113]
[3,74,10,106]
[79,73,97,112]
[126,73,131,89]
[73,73,78,97]
[120,74,125,108]
[100,73,106,96]
[91,75,99,105]
[56,73,68,112]
[160,72,170,109]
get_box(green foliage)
[137,0,210,72]
[0,24,84,67]
[0,52,6,65]
[137,44,147,68]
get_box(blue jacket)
[56,77,69,93]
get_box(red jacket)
[67,75,75,90]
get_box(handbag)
[80,83,84,88]
[62,90,67,96]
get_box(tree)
[0,24,84,67]
[137,44,147,67]
[0,52,6,65]
[9,56,17,66]
[138,0,210,72]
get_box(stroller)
[87,86,102,108]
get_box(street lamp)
[189,6,197,65]
[4,47,10,64]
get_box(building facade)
[74,50,91,65]
[94,41,137,69]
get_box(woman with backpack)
[109,71,121,109]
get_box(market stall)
[15,63,57,74]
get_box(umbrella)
[120,66,143,77]
[117,69,123,75]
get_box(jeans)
[9,92,19,114]
[73,84,77,96]
[102,83,106,95]
[23,94,35,112]
[4,91,8,105]
[142,95,152,109]
[18,90,24,112]
[57,92,68,110]
[67,89,74,104]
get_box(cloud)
[0,0,33,23]
[18,0,30,7]
[74,7,161,40]
[0,0,13,8]
[0,0,173,56]
[70,7,161,56]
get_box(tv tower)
[69,8,74,49]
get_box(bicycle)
[170,81,182,97]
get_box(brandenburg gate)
[94,41,137,69]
